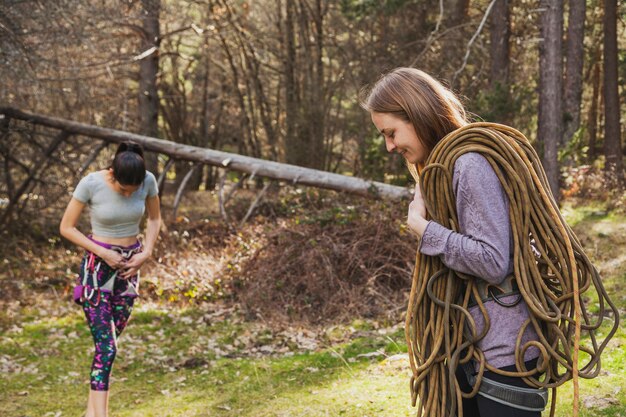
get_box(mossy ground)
[1,203,624,417]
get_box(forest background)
[0,0,625,416]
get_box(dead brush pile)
[232,214,415,324]
[224,192,416,324]
[147,189,416,324]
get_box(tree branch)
[451,0,497,87]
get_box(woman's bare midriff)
[92,235,138,246]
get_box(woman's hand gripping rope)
[408,183,429,238]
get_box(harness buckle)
[468,275,522,308]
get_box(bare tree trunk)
[308,0,326,169]
[200,40,212,150]
[603,0,624,188]
[205,73,225,191]
[139,0,160,176]
[445,0,470,27]
[538,0,563,199]
[297,1,313,168]
[563,0,586,147]
[284,0,304,166]
[489,0,510,123]
[490,0,510,85]
[196,39,213,192]
[587,62,600,163]
[286,0,328,170]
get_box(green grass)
[1,204,625,417]
[3,303,624,417]
[0,306,411,417]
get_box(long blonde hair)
[361,68,469,171]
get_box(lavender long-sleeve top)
[419,152,539,369]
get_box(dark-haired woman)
[60,142,161,417]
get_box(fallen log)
[0,107,411,201]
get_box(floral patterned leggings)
[82,290,134,391]
[78,243,139,391]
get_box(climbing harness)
[404,123,619,417]
[113,245,142,297]
[462,361,548,413]
[73,242,143,305]
[73,252,102,306]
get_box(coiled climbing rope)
[404,123,619,417]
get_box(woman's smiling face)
[371,112,427,165]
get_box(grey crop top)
[72,171,159,238]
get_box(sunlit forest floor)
[1,195,625,417]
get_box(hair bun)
[115,141,144,159]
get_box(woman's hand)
[407,184,429,238]
[119,251,150,279]
[98,248,127,270]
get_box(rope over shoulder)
[404,122,619,417]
